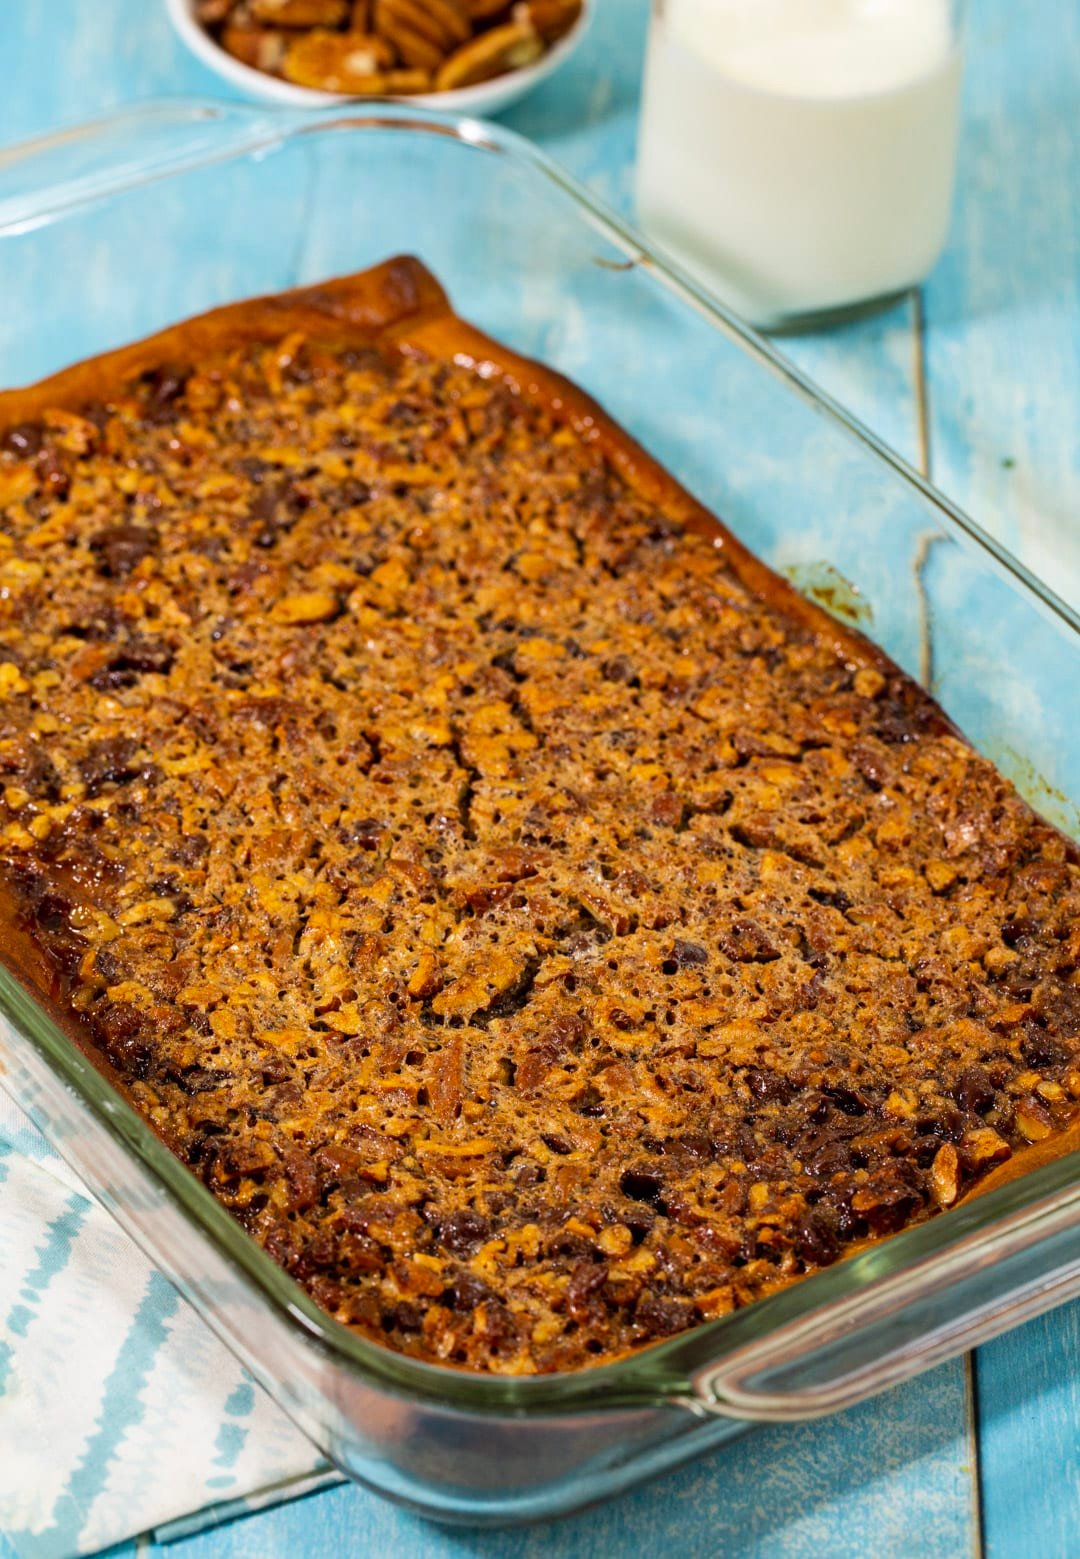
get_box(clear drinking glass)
[636,0,967,329]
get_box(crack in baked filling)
[0,263,1078,1373]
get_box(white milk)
[636,0,964,326]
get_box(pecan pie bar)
[0,257,1077,1373]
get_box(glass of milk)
[636,0,966,330]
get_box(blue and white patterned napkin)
[0,1090,340,1559]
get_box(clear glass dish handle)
[0,99,502,239]
[0,101,280,233]
[691,1177,1080,1421]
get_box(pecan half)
[514,0,581,44]
[283,28,395,88]
[435,19,542,90]
[222,22,289,72]
[375,0,470,69]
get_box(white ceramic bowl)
[165,0,591,116]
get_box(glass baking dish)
[2,99,1080,1527]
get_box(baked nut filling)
[0,259,1077,1373]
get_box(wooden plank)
[920,2,1080,1556]
[976,1309,1080,1559]
[922,0,1080,607]
[1,1,242,144]
[133,1376,971,1559]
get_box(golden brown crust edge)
[0,255,451,424]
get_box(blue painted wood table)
[1,2,1078,1556]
